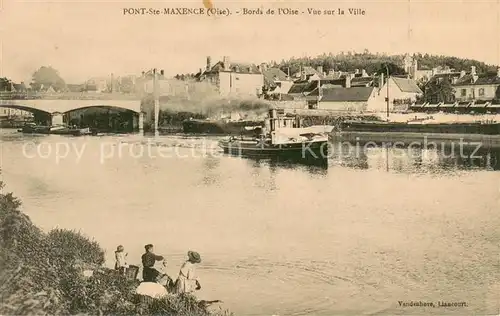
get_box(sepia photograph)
[0,0,499,315]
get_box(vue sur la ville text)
[122,7,366,17]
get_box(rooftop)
[391,77,423,94]
[309,86,375,102]
[205,60,262,75]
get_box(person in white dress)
[174,251,202,294]
[114,245,128,275]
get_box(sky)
[1,0,499,83]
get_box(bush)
[0,175,232,315]
[47,228,105,267]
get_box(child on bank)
[115,245,128,275]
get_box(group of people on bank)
[114,244,202,294]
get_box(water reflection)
[1,130,499,316]
[328,141,500,173]
[201,156,221,186]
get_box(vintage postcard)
[1,0,499,315]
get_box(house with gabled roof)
[292,66,325,82]
[375,75,423,110]
[307,85,379,112]
[262,65,294,95]
[66,84,85,93]
[452,66,500,102]
[198,56,264,97]
[12,82,27,93]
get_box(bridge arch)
[0,104,52,126]
[0,104,51,115]
[62,104,139,114]
[62,103,140,114]
[63,105,141,132]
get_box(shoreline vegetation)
[0,175,232,316]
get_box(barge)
[18,123,94,136]
[339,120,500,135]
[182,119,264,135]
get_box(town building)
[262,65,294,96]
[85,77,109,93]
[197,56,264,97]
[292,66,324,82]
[402,53,455,82]
[284,70,421,113]
[307,85,379,112]
[452,66,500,102]
[286,70,377,99]
[375,75,423,110]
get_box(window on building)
[461,89,466,97]
[479,88,485,96]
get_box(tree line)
[0,66,66,92]
[275,51,497,76]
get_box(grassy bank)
[0,176,232,315]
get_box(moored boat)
[182,119,264,135]
[49,126,93,136]
[218,109,330,163]
[218,135,328,159]
[18,123,51,134]
[338,120,500,135]
[18,123,93,136]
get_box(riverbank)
[0,176,232,316]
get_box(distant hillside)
[275,51,498,76]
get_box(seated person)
[141,244,164,282]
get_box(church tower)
[403,53,413,74]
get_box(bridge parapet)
[0,98,141,113]
[0,91,141,101]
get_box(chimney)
[316,65,323,74]
[345,74,352,88]
[471,66,476,75]
[257,65,261,72]
[460,70,466,78]
[206,56,212,71]
[497,67,500,77]
[223,56,230,71]
[160,70,164,76]
[361,69,368,77]
[199,68,202,74]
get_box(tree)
[423,77,455,103]
[32,66,66,92]
[376,62,406,76]
[0,77,12,91]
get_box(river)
[1,129,499,315]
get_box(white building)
[375,76,423,111]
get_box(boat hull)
[218,139,329,161]
[340,121,500,135]
[19,125,51,134]
[19,125,93,136]
[49,127,92,136]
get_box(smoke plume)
[142,79,271,119]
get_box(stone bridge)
[0,97,144,129]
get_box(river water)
[1,129,499,315]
